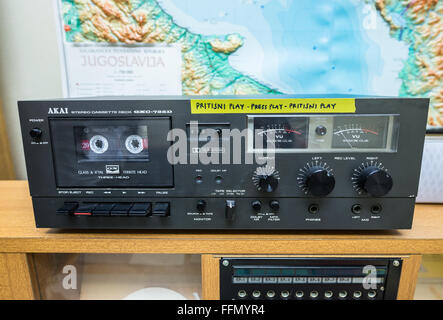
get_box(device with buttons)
[18,96,428,229]
[220,257,403,300]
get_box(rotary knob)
[353,164,393,197]
[298,163,335,196]
[252,166,280,193]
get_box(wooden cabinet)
[0,181,442,300]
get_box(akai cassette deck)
[18,96,428,230]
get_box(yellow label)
[191,98,355,114]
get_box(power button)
[29,128,43,140]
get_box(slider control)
[225,200,236,220]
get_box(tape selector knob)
[301,167,335,197]
[357,167,393,197]
[252,166,280,193]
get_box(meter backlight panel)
[252,116,309,150]
[332,116,392,150]
[248,115,399,153]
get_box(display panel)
[252,116,309,150]
[233,266,387,277]
[332,116,390,149]
[248,115,399,153]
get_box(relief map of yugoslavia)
[60,0,442,130]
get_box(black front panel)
[32,196,414,229]
[219,258,402,300]
[18,96,429,230]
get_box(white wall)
[0,0,63,179]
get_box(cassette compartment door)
[49,118,173,188]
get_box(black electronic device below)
[219,257,403,300]
[18,95,428,230]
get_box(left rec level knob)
[29,128,43,140]
[252,165,280,193]
[298,164,335,196]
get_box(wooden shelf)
[1,181,443,255]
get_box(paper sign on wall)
[61,44,182,97]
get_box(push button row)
[56,202,170,217]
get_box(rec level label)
[191,98,356,114]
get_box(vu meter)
[248,114,399,153]
[253,116,308,149]
[332,116,390,149]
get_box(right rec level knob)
[355,166,393,197]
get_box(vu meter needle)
[340,132,353,149]
[362,128,379,135]
[284,128,302,135]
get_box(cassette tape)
[74,125,149,162]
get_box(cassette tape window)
[49,118,173,188]
[74,125,150,162]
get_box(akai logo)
[48,107,68,114]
